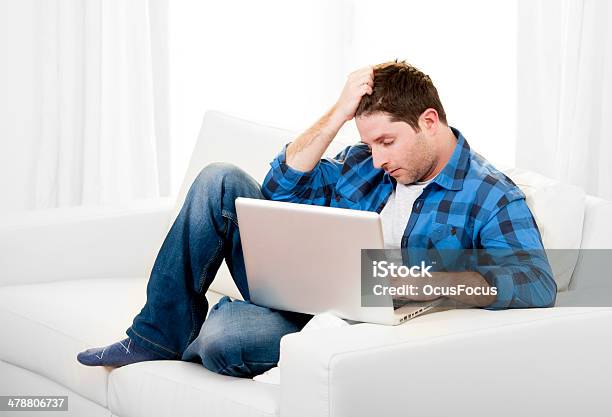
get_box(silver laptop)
[235,197,440,325]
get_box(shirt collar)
[429,126,471,191]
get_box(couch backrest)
[502,170,612,292]
[569,196,612,290]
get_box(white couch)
[1,110,612,417]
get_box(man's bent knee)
[192,162,262,200]
[191,297,304,378]
[195,162,245,186]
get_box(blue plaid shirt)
[261,127,556,309]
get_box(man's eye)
[383,140,394,146]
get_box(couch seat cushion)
[108,360,279,417]
[0,277,226,408]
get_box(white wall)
[347,0,517,170]
[168,0,517,195]
[168,0,350,194]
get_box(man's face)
[356,112,436,185]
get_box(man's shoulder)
[463,150,526,213]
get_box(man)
[77,60,556,377]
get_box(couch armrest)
[280,307,612,417]
[0,198,174,286]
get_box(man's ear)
[418,108,439,135]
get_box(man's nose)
[372,151,387,170]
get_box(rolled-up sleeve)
[477,198,557,309]
[261,143,349,206]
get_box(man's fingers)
[355,71,374,89]
[361,84,373,95]
[355,83,372,97]
[349,74,372,93]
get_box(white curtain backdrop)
[30,0,170,209]
[517,0,612,199]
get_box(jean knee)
[193,162,261,201]
[193,162,242,190]
[196,298,300,378]
[197,299,255,377]
[199,326,244,376]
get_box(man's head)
[355,60,449,185]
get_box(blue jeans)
[126,163,311,377]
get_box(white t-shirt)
[379,178,434,249]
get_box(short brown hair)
[355,59,447,131]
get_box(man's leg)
[182,296,312,378]
[77,162,263,366]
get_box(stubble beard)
[397,136,437,185]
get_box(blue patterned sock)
[77,337,164,367]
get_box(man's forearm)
[285,106,346,172]
[285,65,374,171]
